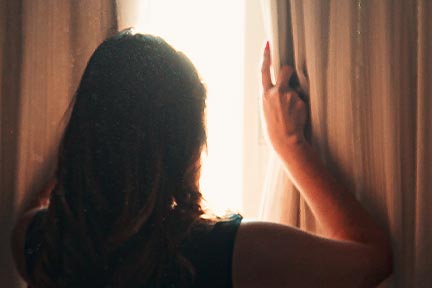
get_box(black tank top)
[25,210,242,287]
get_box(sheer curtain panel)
[260,0,432,287]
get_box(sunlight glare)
[137,0,245,216]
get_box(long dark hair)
[30,30,209,287]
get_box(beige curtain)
[0,0,118,286]
[260,0,432,287]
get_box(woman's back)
[24,209,242,287]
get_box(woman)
[12,30,392,287]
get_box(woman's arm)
[11,178,55,280]
[232,43,392,288]
[275,132,388,245]
[23,178,55,212]
[11,208,46,281]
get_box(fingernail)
[265,41,270,50]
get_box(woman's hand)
[261,42,307,153]
[24,178,56,211]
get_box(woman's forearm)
[276,139,386,245]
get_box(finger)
[261,41,273,91]
[276,66,294,91]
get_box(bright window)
[136,0,245,216]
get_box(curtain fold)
[0,1,25,286]
[0,1,117,286]
[260,0,432,286]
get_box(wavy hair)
[30,30,210,287]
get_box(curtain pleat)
[260,0,432,286]
[414,1,432,284]
[0,0,24,286]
